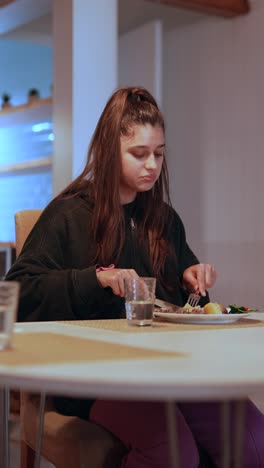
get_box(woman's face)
[119,124,165,204]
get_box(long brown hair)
[57,86,173,280]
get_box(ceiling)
[1,0,204,46]
[0,0,13,5]
[119,0,203,34]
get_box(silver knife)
[154,298,184,313]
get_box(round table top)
[0,314,264,401]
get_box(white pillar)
[53,0,118,195]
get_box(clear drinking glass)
[0,281,20,350]
[124,277,156,326]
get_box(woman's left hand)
[182,263,217,297]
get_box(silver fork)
[186,293,200,307]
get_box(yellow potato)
[204,302,223,315]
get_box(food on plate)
[227,304,257,314]
[204,302,227,315]
[204,302,257,315]
[181,300,257,316]
[182,303,204,314]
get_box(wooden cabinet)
[147,0,250,17]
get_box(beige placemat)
[62,318,264,333]
[0,332,183,367]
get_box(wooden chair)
[14,209,126,468]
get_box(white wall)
[119,20,163,106]
[164,0,264,308]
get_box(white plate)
[154,311,250,324]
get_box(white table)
[0,313,264,468]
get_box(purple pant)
[90,399,264,468]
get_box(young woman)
[6,87,264,467]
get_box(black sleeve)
[6,202,120,322]
[172,210,210,305]
[173,211,199,275]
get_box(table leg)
[221,399,246,468]
[0,386,10,468]
[221,401,231,468]
[234,400,246,468]
[166,400,180,468]
[33,392,46,468]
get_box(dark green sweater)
[6,194,203,418]
[7,193,200,323]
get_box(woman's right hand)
[96,268,139,297]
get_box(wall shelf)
[0,97,52,127]
[0,156,52,176]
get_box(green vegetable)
[228,304,257,314]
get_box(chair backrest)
[15,209,42,257]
